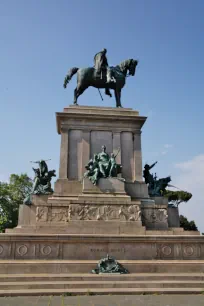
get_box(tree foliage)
[164,190,192,207]
[0,174,32,232]
[179,215,198,231]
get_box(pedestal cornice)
[56,105,147,134]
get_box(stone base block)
[0,234,203,260]
[78,194,131,204]
[14,194,173,233]
[54,179,82,196]
[83,177,126,195]
[168,207,180,227]
[11,194,184,234]
[125,181,149,198]
[11,200,143,234]
[141,201,168,230]
[1,259,204,275]
[151,196,168,206]
[18,204,36,227]
[9,221,145,235]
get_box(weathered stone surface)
[59,130,68,179]
[141,206,168,230]
[54,179,82,196]
[11,192,187,234]
[77,194,131,204]
[68,130,83,180]
[56,106,146,182]
[121,132,134,180]
[30,195,49,206]
[90,131,113,158]
[151,196,168,205]
[125,181,149,198]
[168,207,180,227]
[133,132,143,181]
[0,234,204,260]
[83,177,126,194]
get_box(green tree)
[0,174,32,232]
[164,190,192,207]
[179,215,198,231]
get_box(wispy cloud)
[173,154,204,232]
[160,144,173,156]
[164,144,173,149]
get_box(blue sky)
[0,0,204,230]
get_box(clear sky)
[0,0,204,230]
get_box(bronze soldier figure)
[94,48,116,83]
[143,161,158,185]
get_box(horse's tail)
[63,67,79,88]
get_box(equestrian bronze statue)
[63,48,138,108]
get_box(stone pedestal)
[56,105,146,193]
[5,106,202,264]
[10,105,195,235]
[2,105,204,297]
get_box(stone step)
[0,287,204,296]
[1,260,204,274]
[0,273,203,282]
[0,280,204,290]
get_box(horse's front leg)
[114,89,122,108]
[105,88,112,97]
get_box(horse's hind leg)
[73,85,88,105]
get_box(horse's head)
[166,176,171,184]
[128,59,138,76]
[159,176,171,190]
[48,169,56,178]
[118,59,138,76]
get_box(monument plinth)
[12,105,172,235]
[56,105,145,187]
[1,104,204,296]
[0,48,203,295]
[6,105,199,238]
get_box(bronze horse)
[63,59,138,107]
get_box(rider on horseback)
[94,48,116,84]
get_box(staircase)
[0,260,204,296]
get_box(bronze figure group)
[84,145,122,185]
[24,160,56,205]
[143,161,171,196]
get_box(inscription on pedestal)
[90,248,126,253]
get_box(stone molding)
[0,235,203,260]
